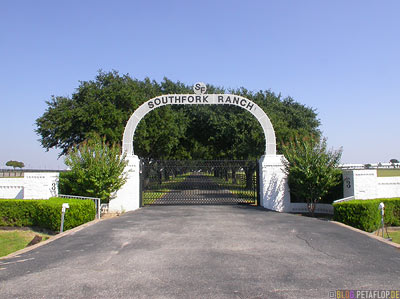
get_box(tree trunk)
[141,160,150,189]
[232,168,237,185]
[244,167,255,189]
[158,170,162,185]
[307,201,316,217]
[163,168,170,181]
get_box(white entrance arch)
[122,94,277,156]
[111,90,291,214]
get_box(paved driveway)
[0,205,399,298]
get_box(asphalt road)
[0,205,399,299]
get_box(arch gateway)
[110,83,291,213]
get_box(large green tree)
[281,136,342,216]
[36,71,160,156]
[59,135,127,203]
[36,70,321,161]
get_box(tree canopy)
[36,71,321,160]
[6,160,25,169]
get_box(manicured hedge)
[0,197,96,232]
[333,198,400,232]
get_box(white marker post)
[60,203,70,233]
[378,202,385,238]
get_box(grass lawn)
[376,230,400,244]
[0,229,51,257]
[142,174,189,205]
[389,231,400,244]
[374,229,400,244]
[210,175,257,204]
[377,169,400,177]
[142,190,169,205]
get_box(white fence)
[0,178,24,198]
[343,169,400,200]
[0,171,59,199]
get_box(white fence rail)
[333,196,355,204]
[59,194,101,219]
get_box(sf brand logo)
[193,82,207,94]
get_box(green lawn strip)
[229,189,256,203]
[210,175,248,191]
[0,229,51,257]
[142,190,169,205]
[377,169,400,177]
[209,175,256,204]
[161,177,186,188]
[373,230,400,244]
[389,231,400,244]
[376,230,400,244]
[146,174,188,189]
[143,174,191,204]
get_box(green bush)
[0,197,95,232]
[333,198,400,232]
[290,173,343,204]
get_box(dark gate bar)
[140,160,258,206]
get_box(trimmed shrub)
[0,197,95,232]
[333,198,400,232]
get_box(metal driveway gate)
[140,160,259,206]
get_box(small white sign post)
[60,203,70,233]
[379,202,385,238]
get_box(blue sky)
[1,0,399,169]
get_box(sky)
[1,0,399,169]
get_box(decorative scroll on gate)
[140,160,259,206]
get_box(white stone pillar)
[110,154,140,212]
[258,155,291,212]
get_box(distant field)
[377,169,400,177]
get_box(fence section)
[59,194,101,219]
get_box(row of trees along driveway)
[36,71,341,207]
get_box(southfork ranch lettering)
[217,95,254,111]
[123,93,276,156]
[148,95,209,108]
[147,94,255,113]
